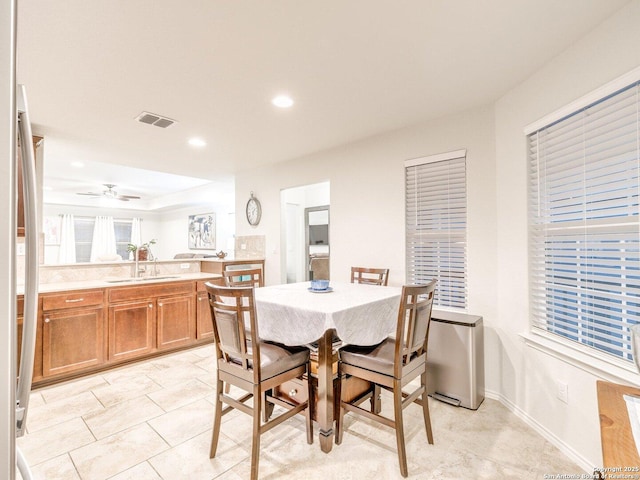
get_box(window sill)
[520,330,640,385]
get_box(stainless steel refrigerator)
[2,3,39,478]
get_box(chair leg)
[251,384,261,480]
[210,378,224,458]
[262,389,274,422]
[305,368,313,444]
[371,384,381,414]
[335,372,344,445]
[393,379,408,478]
[421,371,434,444]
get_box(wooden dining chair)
[223,267,264,288]
[335,280,437,478]
[205,283,313,480]
[350,266,389,286]
[221,268,264,394]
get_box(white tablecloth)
[254,282,402,346]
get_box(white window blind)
[405,151,467,309]
[528,81,640,363]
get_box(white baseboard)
[485,389,594,473]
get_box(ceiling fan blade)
[76,192,101,197]
[117,194,141,200]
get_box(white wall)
[493,0,640,469]
[157,205,235,260]
[235,103,497,321]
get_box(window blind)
[528,81,640,362]
[405,151,467,309]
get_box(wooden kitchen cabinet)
[157,293,196,350]
[200,258,265,276]
[196,281,214,340]
[17,295,43,382]
[108,280,198,357]
[41,290,106,378]
[31,277,217,388]
[108,299,155,362]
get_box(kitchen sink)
[105,276,180,283]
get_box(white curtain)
[57,214,76,264]
[90,216,117,262]
[130,217,142,260]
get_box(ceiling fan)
[76,184,141,202]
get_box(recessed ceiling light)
[188,138,206,147]
[70,161,84,168]
[272,95,294,108]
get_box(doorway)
[281,181,330,284]
[306,205,329,280]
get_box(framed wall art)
[188,213,215,249]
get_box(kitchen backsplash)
[33,259,201,285]
[234,235,265,259]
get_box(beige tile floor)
[17,345,586,480]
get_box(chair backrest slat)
[350,267,389,286]
[223,268,264,288]
[205,283,260,382]
[394,281,437,376]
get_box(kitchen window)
[405,150,467,310]
[74,216,133,262]
[527,73,640,364]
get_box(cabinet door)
[42,307,105,377]
[157,294,196,350]
[108,300,155,362]
[196,291,214,340]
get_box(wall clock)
[246,192,262,226]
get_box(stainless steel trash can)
[427,309,484,410]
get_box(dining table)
[254,281,402,453]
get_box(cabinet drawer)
[42,290,104,311]
[108,281,195,302]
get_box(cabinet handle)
[289,388,297,397]
[44,317,50,323]
[65,298,84,303]
[158,302,163,307]
[148,304,153,308]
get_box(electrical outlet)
[240,243,247,250]
[557,381,568,404]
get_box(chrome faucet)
[133,252,146,278]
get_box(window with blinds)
[405,150,467,309]
[528,80,640,363]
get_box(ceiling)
[16,0,629,210]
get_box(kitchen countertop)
[18,272,222,295]
[200,257,264,263]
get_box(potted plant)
[127,239,157,261]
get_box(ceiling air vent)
[135,111,177,128]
